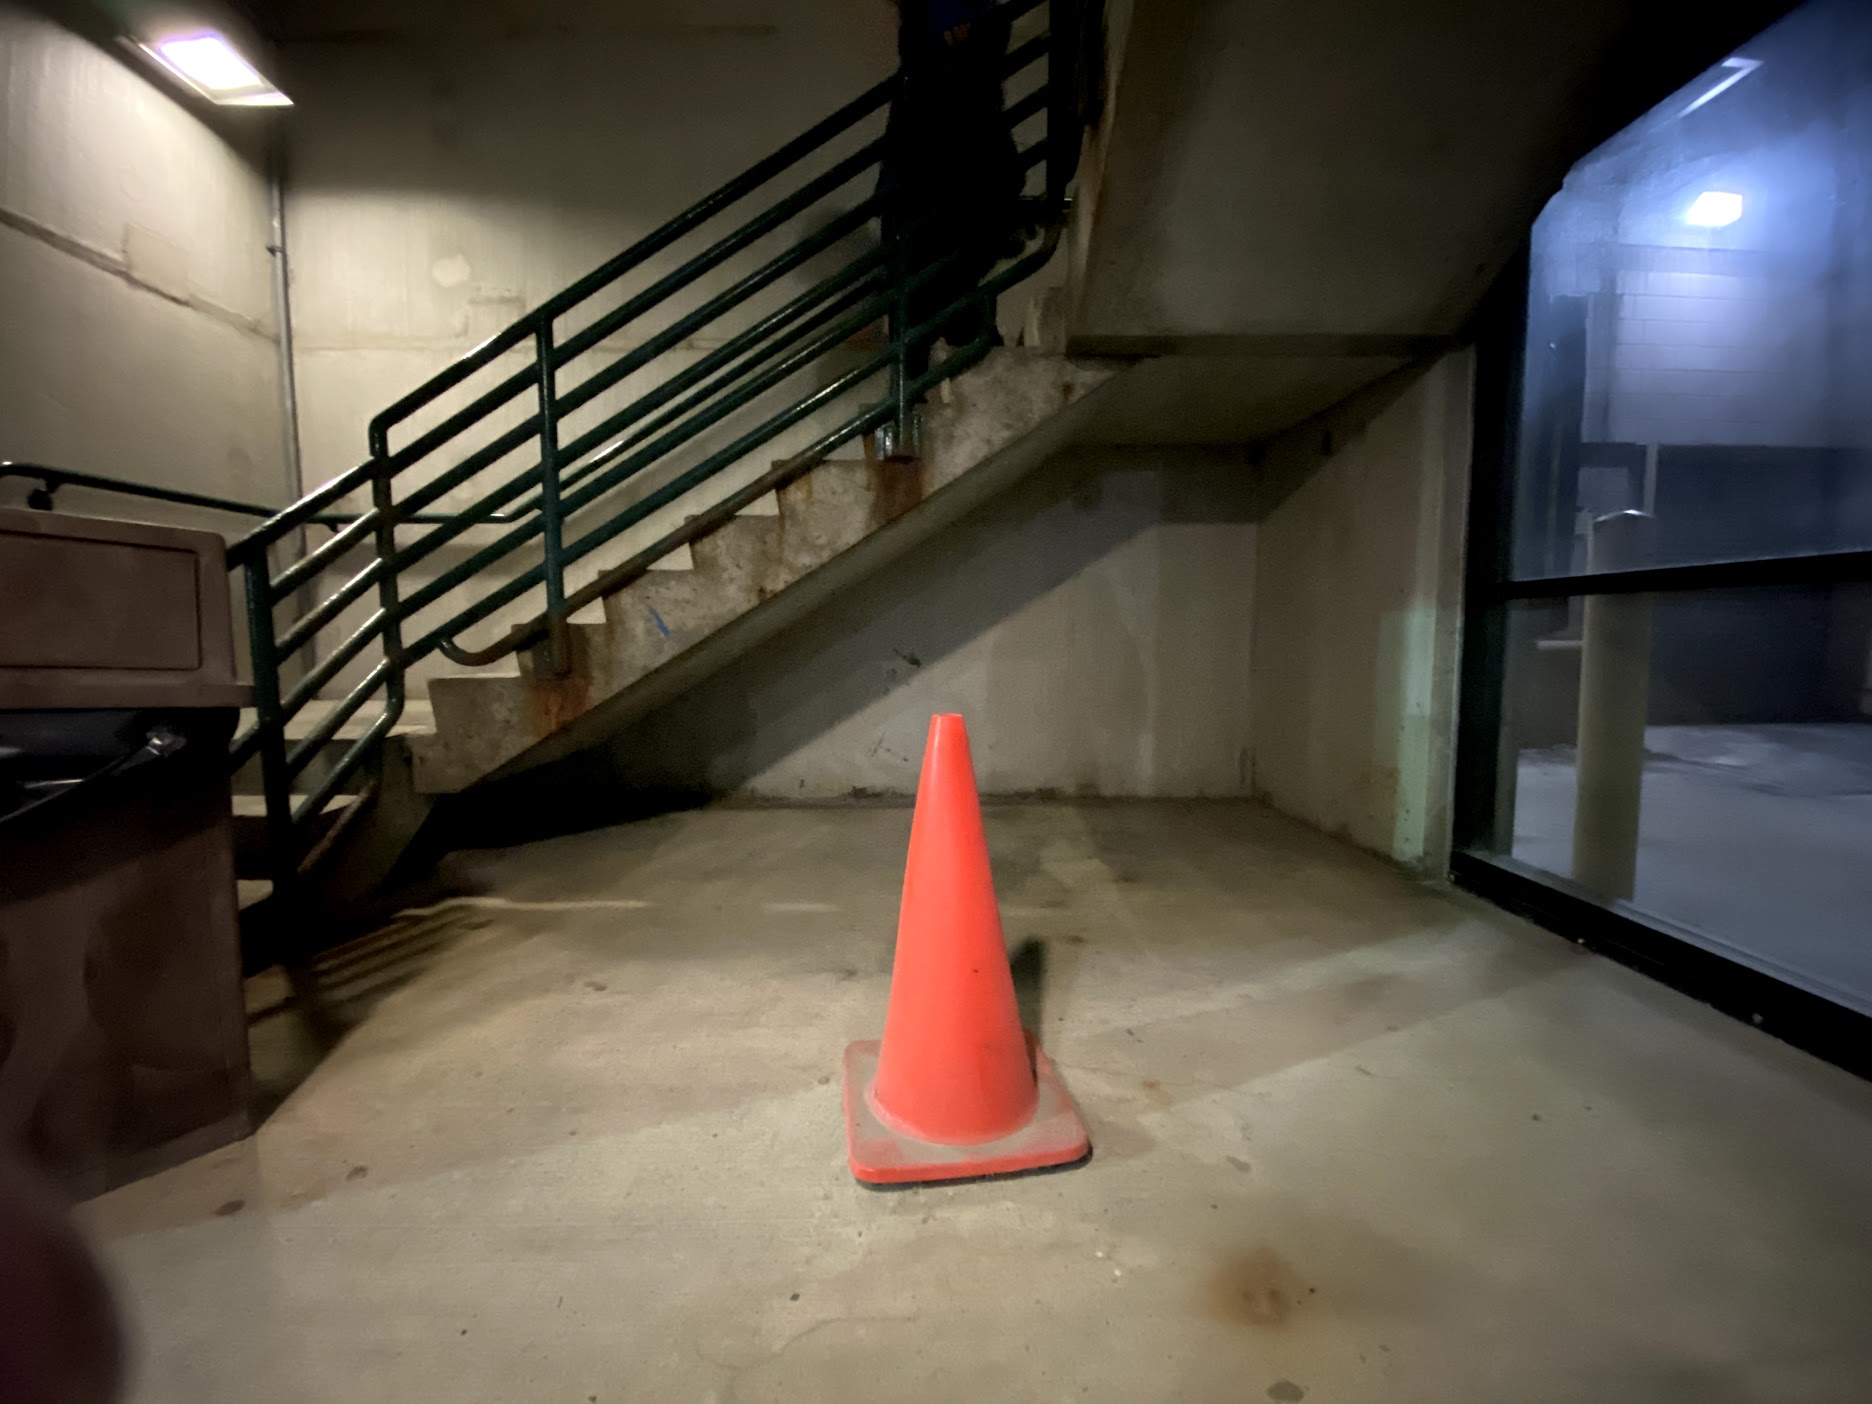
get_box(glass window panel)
[1489,585,1872,1015]
[1513,0,1872,579]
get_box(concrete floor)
[82,802,1872,1404]
[1514,723,1872,1016]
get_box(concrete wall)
[1249,353,1474,873]
[486,355,1480,865]
[589,446,1256,799]
[0,3,285,532]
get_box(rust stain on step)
[525,669,592,740]
[868,455,925,529]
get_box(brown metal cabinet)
[0,509,252,1195]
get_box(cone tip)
[925,713,972,763]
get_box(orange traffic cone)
[843,714,1090,1184]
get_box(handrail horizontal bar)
[231,461,373,562]
[1001,29,1052,81]
[539,132,1052,492]
[1,461,328,523]
[295,696,401,826]
[370,327,538,442]
[285,658,390,775]
[553,119,1051,471]
[1002,78,1050,131]
[229,722,263,772]
[437,418,883,668]
[271,505,381,599]
[542,131,1063,512]
[537,80,909,328]
[542,138,1052,516]
[280,608,389,717]
[277,559,383,658]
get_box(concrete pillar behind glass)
[1572,510,1655,900]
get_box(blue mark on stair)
[648,605,671,638]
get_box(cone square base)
[842,1038,1090,1185]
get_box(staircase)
[217,0,1103,945]
[410,349,1115,793]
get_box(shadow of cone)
[843,714,1090,1184]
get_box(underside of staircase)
[407,348,1118,793]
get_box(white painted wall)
[598,447,1257,798]
[0,3,285,531]
[1249,353,1474,872]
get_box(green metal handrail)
[229,0,1096,915]
[0,461,459,528]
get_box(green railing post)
[534,320,570,676]
[1047,0,1081,215]
[887,214,912,461]
[364,426,409,727]
[243,551,301,954]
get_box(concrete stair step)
[602,568,742,672]
[428,670,524,741]
[776,459,874,573]
[411,672,534,793]
[230,698,436,796]
[689,516,794,604]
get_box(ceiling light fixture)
[1685,191,1745,228]
[142,32,290,107]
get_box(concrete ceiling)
[236,0,884,43]
[1075,353,1411,445]
[1072,0,1797,344]
[212,0,1795,449]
